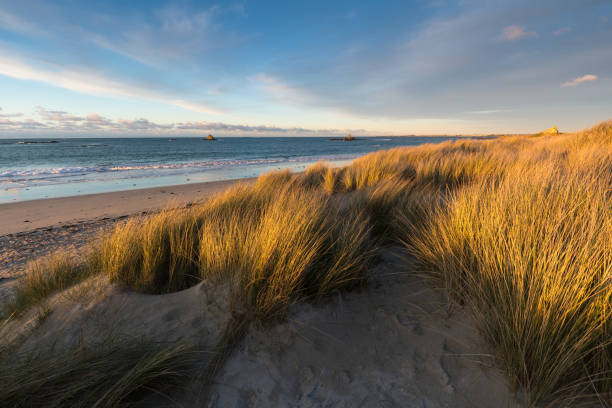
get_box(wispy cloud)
[503,25,537,41]
[0,107,362,135]
[0,117,47,129]
[89,6,219,66]
[552,27,571,35]
[343,10,358,20]
[562,74,598,87]
[176,120,316,133]
[0,9,47,37]
[36,107,84,122]
[0,107,24,118]
[0,3,240,68]
[252,74,312,103]
[469,109,508,115]
[0,54,222,114]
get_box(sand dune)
[2,249,517,407]
[210,249,515,407]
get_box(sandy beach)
[0,178,251,302]
[0,178,253,236]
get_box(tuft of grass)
[400,123,612,405]
[97,170,375,321]
[0,342,197,408]
[3,252,95,318]
[351,178,417,242]
[300,161,330,189]
[200,183,374,320]
[98,209,202,293]
[254,168,293,190]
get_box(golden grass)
[198,181,374,319]
[97,176,375,320]
[398,124,612,405]
[4,251,95,317]
[2,120,611,405]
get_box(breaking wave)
[0,154,358,182]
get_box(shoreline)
[0,177,254,236]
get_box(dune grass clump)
[98,209,203,293]
[200,186,373,319]
[400,125,612,405]
[349,179,424,242]
[0,343,197,408]
[340,148,416,191]
[300,161,330,189]
[93,172,376,322]
[3,252,95,318]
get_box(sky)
[0,0,611,137]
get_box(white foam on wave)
[0,154,358,182]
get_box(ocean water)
[0,136,460,203]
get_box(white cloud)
[0,107,24,118]
[0,53,222,115]
[1,107,363,135]
[562,74,598,87]
[251,73,318,108]
[252,74,304,100]
[36,107,84,122]
[469,109,507,115]
[117,118,174,130]
[552,27,571,36]
[175,120,315,133]
[0,9,47,37]
[503,25,537,41]
[0,117,47,129]
[85,5,236,67]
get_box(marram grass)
[2,121,611,406]
[400,123,612,405]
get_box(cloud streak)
[0,107,24,118]
[0,107,364,136]
[552,27,571,35]
[562,74,598,87]
[0,53,222,115]
[0,9,47,37]
[502,25,537,41]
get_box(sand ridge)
[209,249,516,407]
[2,249,519,407]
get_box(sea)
[0,136,462,203]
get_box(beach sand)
[0,178,254,236]
[2,249,516,407]
[0,178,252,302]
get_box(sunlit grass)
[398,123,612,405]
[2,120,611,405]
[3,251,95,318]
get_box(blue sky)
[0,0,610,136]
